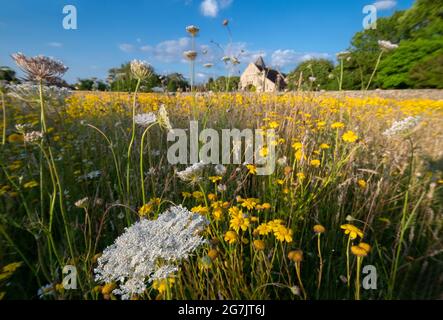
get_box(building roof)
[253,56,286,89]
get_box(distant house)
[240,57,286,92]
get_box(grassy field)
[0,86,442,300]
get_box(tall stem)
[1,91,5,145]
[366,51,383,90]
[346,236,351,287]
[339,59,344,91]
[126,79,141,203]
[317,234,323,289]
[140,123,156,205]
[355,257,362,300]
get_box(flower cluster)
[94,205,208,299]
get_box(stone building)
[239,57,286,92]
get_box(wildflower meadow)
[0,0,442,303]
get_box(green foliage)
[376,39,443,88]
[207,76,240,92]
[163,73,189,92]
[287,59,336,90]
[108,62,160,92]
[0,67,19,83]
[76,78,108,91]
[340,0,443,90]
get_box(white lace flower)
[378,40,398,52]
[135,113,157,127]
[383,116,421,137]
[176,162,206,184]
[94,205,208,299]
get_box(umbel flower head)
[94,205,208,299]
[177,161,206,184]
[184,50,198,61]
[186,25,200,37]
[130,60,152,80]
[157,104,172,131]
[11,52,68,83]
[134,113,157,127]
[378,40,398,52]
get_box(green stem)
[140,123,156,204]
[1,91,5,145]
[126,79,141,205]
[366,51,383,90]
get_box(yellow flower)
[292,142,303,150]
[340,224,364,240]
[246,164,257,175]
[191,205,209,215]
[230,213,250,232]
[153,278,175,295]
[182,191,192,198]
[207,193,217,201]
[253,239,266,251]
[331,122,345,129]
[310,159,321,168]
[358,179,367,189]
[23,181,38,189]
[224,231,238,244]
[138,203,153,217]
[209,176,222,183]
[101,283,116,295]
[288,250,303,262]
[319,143,330,149]
[259,147,269,157]
[8,134,23,144]
[268,121,279,129]
[254,223,272,236]
[192,191,204,200]
[274,225,293,243]
[351,242,371,257]
[297,172,306,181]
[212,208,223,221]
[241,198,258,210]
[342,130,358,143]
[313,224,326,234]
[2,262,22,273]
[207,249,219,260]
[295,149,306,161]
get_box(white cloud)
[373,0,397,10]
[201,0,218,17]
[200,0,233,17]
[271,49,330,69]
[119,43,135,53]
[48,42,63,48]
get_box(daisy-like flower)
[229,211,250,232]
[94,205,208,300]
[342,130,358,143]
[130,60,152,80]
[340,224,364,240]
[274,225,293,243]
[378,40,399,52]
[351,242,371,257]
[134,113,157,127]
[12,53,68,83]
[224,231,238,244]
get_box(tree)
[0,67,19,83]
[287,59,336,91]
[207,76,240,92]
[376,39,443,88]
[163,73,189,92]
[108,62,160,92]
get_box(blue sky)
[0,0,414,83]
